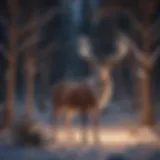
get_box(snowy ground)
[0,97,160,160]
[0,142,160,160]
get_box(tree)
[23,17,38,117]
[128,0,160,126]
[0,0,19,131]
[19,1,39,117]
[20,1,60,115]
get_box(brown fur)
[53,81,97,111]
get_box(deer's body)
[53,81,97,111]
[53,74,112,113]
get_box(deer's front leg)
[81,110,88,144]
[92,107,100,144]
[52,108,59,143]
[63,110,73,141]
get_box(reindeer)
[52,34,129,143]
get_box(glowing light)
[47,126,158,146]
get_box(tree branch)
[128,35,159,68]
[18,20,38,36]
[18,7,60,36]
[19,34,38,52]
[126,35,153,69]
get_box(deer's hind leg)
[92,107,100,144]
[63,109,74,142]
[81,109,88,144]
[52,107,60,143]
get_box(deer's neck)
[86,72,113,109]
[98,77,113,109]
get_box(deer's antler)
[78,35,97,64]
[104,32,130,66]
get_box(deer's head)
[78,33,129,82]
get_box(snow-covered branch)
[128,35,159,68]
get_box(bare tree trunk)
[140,71,153,125]
[140,28,153,126]
[24,57,35,117]
[2,57,17,129]
[0,0,18,130]
[131,58,141,110]
[22,2,38,117]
